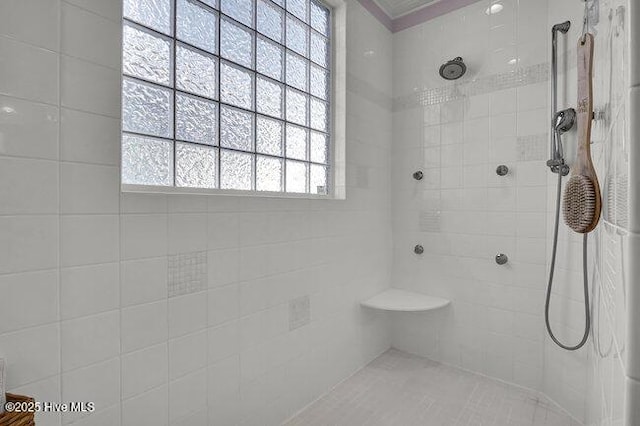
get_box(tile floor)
[285,349,580,426]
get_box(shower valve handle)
[496,165,509,176]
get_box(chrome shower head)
[554,108,576,134]
[439,57,467,80]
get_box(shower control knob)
[414,245,424,255]
[495,253,508,265]
[496,165,509,176]
[413,171,424,181]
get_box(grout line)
[56,0,64,418]
[60,0,121,24]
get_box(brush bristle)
[563,175,597,233]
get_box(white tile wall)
[0,216,59,274]
[0,37,59,105]
[0,271,59,334]
[60,311,119,371]
[2,0,633,424]
[120,343,168,400]
[390,0,630,425]
[60,263,119,320]
[121,301,168,354]
[59,108,120,165]
[0,1,393,425]
[122,384,168,426]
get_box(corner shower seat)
[360,289,450,312]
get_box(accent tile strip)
[168,251,207,298]
[393,63,550,111]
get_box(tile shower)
[0,1,637,426]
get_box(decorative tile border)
[168,251,207,298]
[419,209,441,232]
[393,62,550,111]
[358,0,485,33]
[289,296,311,330]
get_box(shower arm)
[548,21,572,176]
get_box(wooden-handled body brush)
[562,33,601,233]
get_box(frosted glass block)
[257,0,283,43]
[221,106,254,151]
[221,150,254,190]
[310,164,328,195]
[220,62,254,109]
[287,0,308,23]
[310,64,328,100]
[256,77,283,118]
[286,52,308,92]
[256,116,283,156]
[176,142,217,188]
[286,88,307,126]
[124,0,171,35]
[176,45,218,99]
[310,98,328,131]
[177,0,218,54]
[176,94,218,145]
[257,37,283,81]
[122,134,173,186]
[286,16,308,57]
[310,131,327,163]
[256,156,283,192]
[271,0,283,6]
[310,0,329,36]
[286,160,307,193]
[221,0,253,27]
[123,23,172,85]
[201,0,218,8]
[122,78,173,138]
[286,124,307,160]
[221,18,253,68]
[310,32,328,67]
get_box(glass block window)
[122,0,331,195]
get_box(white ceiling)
[373,0,440,18]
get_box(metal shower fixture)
[439,57,467,80]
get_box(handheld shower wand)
[544,21,599,352]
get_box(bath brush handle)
[576,34,594,175]
[575,33,601,228]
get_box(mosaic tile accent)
[394,63,550,111]
[604,173,629,229]
[419,209,441,232]
[602,108,629,230]
[517,134,548,162]
[168,251,207,298]
[285,349,580,426]
[289,295,311,331]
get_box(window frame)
[120,0,345,199]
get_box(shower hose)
[544,171,591,351]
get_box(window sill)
[121,184,346,200]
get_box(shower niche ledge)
[361,289,450,312]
